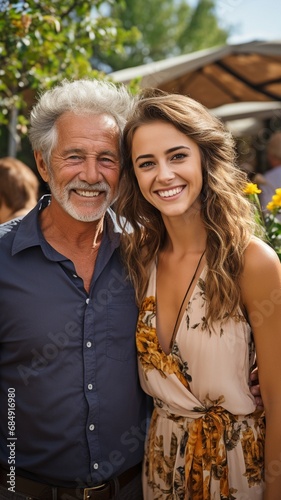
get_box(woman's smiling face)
[132,120,203,219]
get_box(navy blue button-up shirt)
[0,196,149,487]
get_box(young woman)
[116,89,281,499]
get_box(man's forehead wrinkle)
[61,146,116,154]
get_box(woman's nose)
[156,162,175,183]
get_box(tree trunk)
[8,107,18,157]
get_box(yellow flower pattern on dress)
[137,267,265,499]
[137,296,192,389]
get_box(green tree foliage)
[95,0,229,71]
[177,0,229,53]
[0,0,139,154]
[0,0,230,157]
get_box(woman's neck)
[162,211,206,256]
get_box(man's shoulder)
[0,218,21,240]
[0,201,41,253]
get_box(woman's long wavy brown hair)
[116,89,260,325]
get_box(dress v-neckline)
[154,262,206,356]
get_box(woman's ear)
[34,151,49,183]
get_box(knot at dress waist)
[153,404,265,499]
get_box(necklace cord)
[169,249,206,349]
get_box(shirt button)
[86,341,92,348]
[88,384,93,390]
[73,274,78,278]
[93,463,99,470]
[89,424,95,431]
[86,298,90,304]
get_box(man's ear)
[34,151,49,183]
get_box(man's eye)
[67,155,81,161]
[100,157,114,163]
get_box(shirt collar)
[11,194,121,257]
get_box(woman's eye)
[172,153,187,160]
[139,161,154,169]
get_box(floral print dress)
[136,265,265,500]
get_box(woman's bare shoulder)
[244,236,280,272]
[241,237,281,304]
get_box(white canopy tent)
[211,101,281,136]
[110,40,281,110]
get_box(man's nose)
[79,158,102,184]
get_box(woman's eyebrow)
[135,145,191,163]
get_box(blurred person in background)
[0,156,39,223]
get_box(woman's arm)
[241,237,281,500]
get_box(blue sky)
[190,0,281,44]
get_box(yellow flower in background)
[243,183,262,195]
[267,201,276,211]
[267,188,281,211]
[244,183,281,261]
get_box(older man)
[0,79,148,500]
